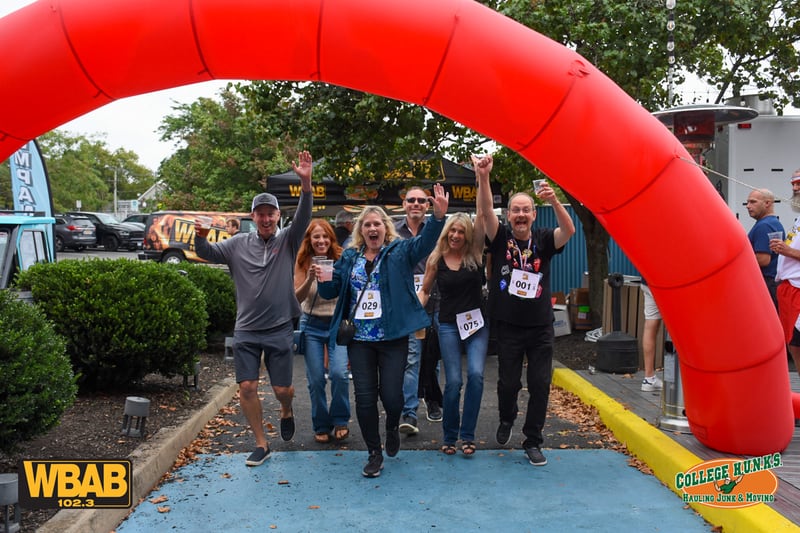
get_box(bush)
[169,264,236,337]
[15,259,207,391]
[0,290,77,453]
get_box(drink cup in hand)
[767,231,784,242]
[533,179,547,194]
[318,260,334,282]
[197,216,213,229]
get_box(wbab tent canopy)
[266,157,507,216]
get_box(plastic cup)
[318,259,334,281]
[312,255,327,264]
[197,216,213,229]
[767,231,784,242]
[533,179,547,193]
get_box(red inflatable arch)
[0,0,794,455]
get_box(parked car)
[54,214,96,252]
[65,211,144,252]
[121,213,147,231]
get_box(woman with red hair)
[294,219,350,443]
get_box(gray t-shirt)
[195,192,312,331]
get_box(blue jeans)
[438,321,489,444]
[348,337,408,454]
[299,314,350,435]
[402,334,422,419]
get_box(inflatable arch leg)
[0,0,793,455]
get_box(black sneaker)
[525,446,547,466]
[385,426,400,457]
[280,416,295,441]
[362,452,384,478]
[496,421,513,446]
[399,415,419,435]
[425,400,443,422]
[245,446,271,466]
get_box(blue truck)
[0,210,55,289]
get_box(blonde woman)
[318,184,449,478]
[418,212,487,456]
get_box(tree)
[491,0,800,326]
[1,131,153,214]
[157,87,289,211]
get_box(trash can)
[658,331,692,433]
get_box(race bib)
[354,289,382,319]
[413,274,424,293]
[509,269,542,299]
[455,308,485,340]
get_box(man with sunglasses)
[394,187,444,435]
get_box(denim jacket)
[318,214,445,341]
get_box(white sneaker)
[641,376,663,392]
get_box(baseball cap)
[251,192,280,211]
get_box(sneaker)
[362,452,384,478]
[425,400,443,422]
[399,415,419,435]
[245,446,271,466]
[525,446,547,466]
[641,376,663,392]
[385,426,400,457]
[280,416,296,441]
[496,421,513,446]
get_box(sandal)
[440,444,457,456]
[314,433,331,444]
[461,442,477,456]
[334,426,350,441]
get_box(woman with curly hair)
[294,219,350,444]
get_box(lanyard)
[512,237,533,271]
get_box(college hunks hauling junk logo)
[675,454,780,508]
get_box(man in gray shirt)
[195,151,314,466]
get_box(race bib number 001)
[509,269,542,299]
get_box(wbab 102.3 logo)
[675,453,780,509]
[18,460,132,509]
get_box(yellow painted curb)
[553,367,799,532]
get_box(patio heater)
[651,104,758,433]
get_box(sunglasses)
[405,197,429,204]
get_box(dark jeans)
[348,337,408,454]
[495,321,554,449]
[418,321,443,406]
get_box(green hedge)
[0,290,77,453]
[15,259,208,391]
[168,263,236,338]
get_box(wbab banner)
[9,140,53,217]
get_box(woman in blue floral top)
[318,183,449,478]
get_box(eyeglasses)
[405,197,428,204]
[509,207,534,215]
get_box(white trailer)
[707,113,800,234]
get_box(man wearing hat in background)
[195,150,314,466]
[772,168,800,383]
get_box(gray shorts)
[640,284,661,320]
[233,321,294,387]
